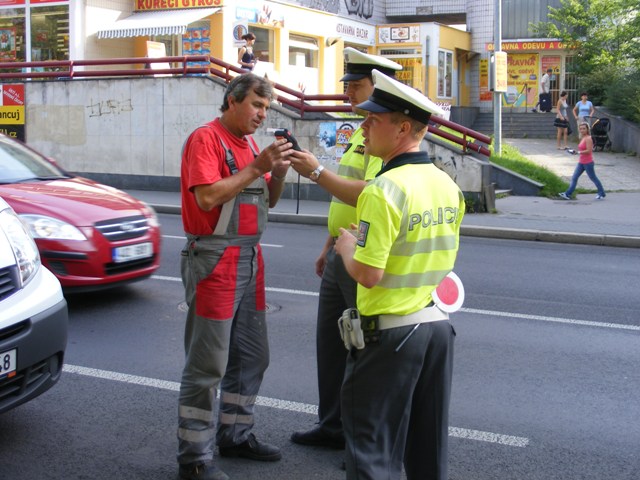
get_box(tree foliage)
[535,0,639,71]
[533,0,640,122]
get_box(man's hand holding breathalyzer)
[258,139,293,206]
[288,150,321,179]
[253,139,292,177]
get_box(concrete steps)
[472,111,562,139]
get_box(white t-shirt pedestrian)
[540,71,551,94]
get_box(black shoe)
[290,427,345,449]
[219,433,281,462]
[178,462,229,480]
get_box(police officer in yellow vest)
[334,70,465,480]
[288,49,402,449]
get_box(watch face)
[310,165,323,180]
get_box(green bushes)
[604,72,640,124]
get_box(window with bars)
[563,55,579,106]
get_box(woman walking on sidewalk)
[559,122,606,200]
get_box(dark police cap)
[356,70,446,125]
[340,47,402,82]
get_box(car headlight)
[140,202,159,228]
[20,214,87,241]
[0,208,40,286]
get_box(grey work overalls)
[177,134,270,465]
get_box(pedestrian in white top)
[532,68,553,112]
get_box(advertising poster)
[0,84,25,141]
[233,20,249,48]
[318,122,336,150]
[184,26,211,71]
[542,56,561,83]
[502,53,538,108]
[479,59,491,101]
[146,41,170,73]
[0,28,16,61]
[335,122,359,163]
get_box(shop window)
[158,34,180,57]
[0,9,26,64]
[438,49,453,98]
[30,5,69,63]
[288,34,318,68]
[379,49,421,89]
[250,27,274,63]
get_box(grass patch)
[490,143,568,197]
[431,127,594,198]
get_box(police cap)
[340,47,402,82]
[356,70,446,125]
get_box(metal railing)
[0,55,491,156]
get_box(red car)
[0,134,161,292]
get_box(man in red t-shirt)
[177,74,292,480]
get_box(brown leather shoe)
[218,433,281,462]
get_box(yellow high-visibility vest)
[353,162,465,316]
[327,128,382,237]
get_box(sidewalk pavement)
[128,137,640,248]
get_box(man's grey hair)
[221,74,274,112]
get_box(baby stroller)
[584,116,612,151]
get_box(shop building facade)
[2,0,576,113]
[0,0,73,64]
[389,0,577,111]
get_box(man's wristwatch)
[309,165,325,182]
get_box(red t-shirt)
[578,137,594,165]
[180,118,265,235]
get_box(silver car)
[0,197,68,414]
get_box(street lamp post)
[493,0,503,155]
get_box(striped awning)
[97,8,219,39]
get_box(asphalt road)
[1,215,639,480]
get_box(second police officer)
[288,48,402,449]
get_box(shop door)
[541,56,561,106]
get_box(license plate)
[0,349,17,379]
[112,242,153,263]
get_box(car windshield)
[0,136,70,184]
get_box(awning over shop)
[97,8,219,39]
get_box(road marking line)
[150,276,639,332]
[460,307,640,331]
[63,364,528,448]
[266,286,319,297]
[448,427,529,447]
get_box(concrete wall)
[596,109,640,156]
[23,75,492,208]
